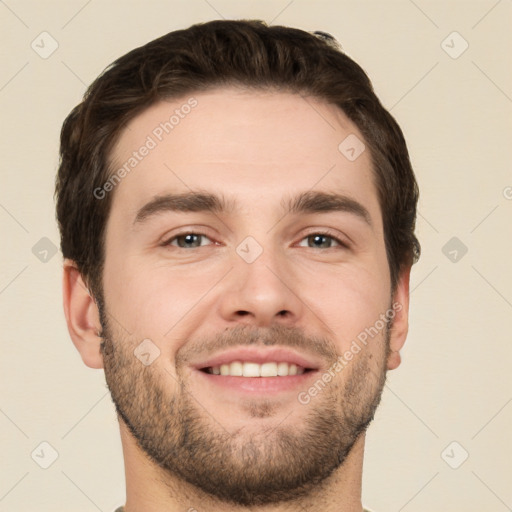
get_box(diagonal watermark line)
[269,0,295,24]
[386,384,439,438]
[0,265,28,296]
[0,0,29,28]
[74,279,130,335]
[0,408,29,438]
[162,367,231,435]
[164,267,234,337]
[164,163,232,234]
[472,0,502,29]
[0,472,29,502]
[61,391,109,439]
[106,309,132,336]
[299,94,337,130]
[470,204,499,233]
[472,61,512,104]
[298,502,309,512]
[202,0,226,19]
[73,275,132,335]
[61,0,93,29]
[472,265,512,309]
[398,472,439,511]
[0,62,29,92]
[0,203,29,233]
[266,163,337,234]
[264,408,294,435]
[390,62,439,111]
[418,211,439,233]
[61,471,104,511]
[472,397,512,439]
[472,471,512,511]
[61,60,87,87]
[410,265,438,294]
[408,0,439,28]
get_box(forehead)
[108,87,380,223]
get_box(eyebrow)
[133,190,372,226]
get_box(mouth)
[200,361,315,377]
[195,363,318,397]
[191,347,322,395]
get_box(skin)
[62,87,410,512]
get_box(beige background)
[1,1,511,511]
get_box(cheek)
[103,255,223,341]
[102,219,391,361]
[297,262,391,351]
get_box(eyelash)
[161,230,349,250]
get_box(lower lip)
[194,369,319,394]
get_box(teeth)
[243,362,260,377]
[260,362,278,377]
[207,361,306,377]
[230,361,243,376]
[277,362,289,376]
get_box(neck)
[119,421,366,512]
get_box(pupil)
[311,235,329,248]
[181,234,199,247]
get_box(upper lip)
[192,346,322,371]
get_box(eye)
[297,232,347,249]
[161,231,347,250]
[163,232,214,249]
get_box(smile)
[202,361,310,377]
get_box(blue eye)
[162,231,347,250]
[298,233,344,249]
[165,233,213,248]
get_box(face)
[98,87,402,506]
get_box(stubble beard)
[99,307,389,507]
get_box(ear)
[386,266,411,371]
[62,259,104,369]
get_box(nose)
[217,242,305,328]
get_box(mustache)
[175,323,338,367]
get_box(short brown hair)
[55,19,420,299]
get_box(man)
[55,19,420,512]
